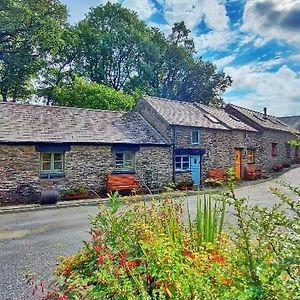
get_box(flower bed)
[30,177,300,299]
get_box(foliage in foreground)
[31,182,300,299]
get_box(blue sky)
[61,0,300,116]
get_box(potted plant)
[176,180,194,190]
[63,185,90,200]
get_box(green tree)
[76,2,151,91]
[0,0,67,101]
[52,76,136,111]
[37,26,80,105]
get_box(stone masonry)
[0,144,172,204]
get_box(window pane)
[182,156,189,162]
[192,130,199,143]
[182,162,189,170]
[42,161,51,171]
[54,153,63,161]
[54,161,63,171]
[42,153,51,161]
[175,162,181,170]
[175,156,181,162]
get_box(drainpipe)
[172,125,176,184]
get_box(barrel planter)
[40,189,59,205]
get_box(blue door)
[190,155,201,185]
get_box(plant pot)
[63,192,89,200]
[40,189,59,205]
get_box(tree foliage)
[0,0,67,101]
[0,1,232,108]
[52,76,136,111]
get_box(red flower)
[211,254,225,264]
[58,296,68,300]
[127,260,137,269]
[97,255,105,265]
[182,248,195,259]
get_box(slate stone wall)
[0,144,172,204]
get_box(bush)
[31,181,300,299]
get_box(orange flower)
[62,267,72,276]
[93,245,102,254]
[182,248,195,259]
[222,278,232,286]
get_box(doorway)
[190,155,201,185]
[234,149,242,179]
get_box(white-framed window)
[175,155,190,171]
[115,152,135,169]
[191,129,200,144]
[40,152,64,173]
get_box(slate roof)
[226,104,297,133]
[194,103,257,132]
[142,96,229,130]
[0,102,167,145]
[279,116,300,132]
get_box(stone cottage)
[0,102,172,204]
[136,96,261,185]
[225,104,299,169]
[136,96,299,185]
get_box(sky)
[60,0,300,116]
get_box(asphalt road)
[1,166,299,300]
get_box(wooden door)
[190,155,201,185]
[235,149,242,179]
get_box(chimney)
[263,107,267,119]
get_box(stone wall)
[0,144,172,204]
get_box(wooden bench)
[107,174,140,194]
[206,168,227,186]
[244,165,262,180]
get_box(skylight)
[204,113,220,123]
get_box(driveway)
[1,166,299,300]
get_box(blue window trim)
[40,172,65,179]
[191,129,200,145]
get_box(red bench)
[107,174,140,194]
[245,165,262,180]
[206,168,227,186]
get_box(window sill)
[175,170,192,173]
[113,169,135,174]
[40,172,65,179]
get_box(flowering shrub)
[32,180,300,299]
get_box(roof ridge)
[0,101,128,114]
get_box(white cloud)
[122,0,156,19]
[224,63,300,116]
[213,55,236,68]
[242,0,300,45]
[194,30,238,53]
[157,0,229,31]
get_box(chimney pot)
[263,107,267,118]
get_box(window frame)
[40,152,65,175]
[191,129,200,145]
[175,155,190,171]
[247,149,255,164]
[115,152,135,170]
